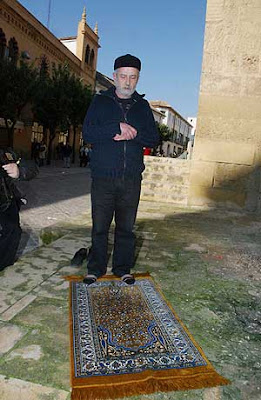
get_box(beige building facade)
[150,100,193,157]
[189,0,261,211]
[0,0,99,157]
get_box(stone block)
[190,161,215,187]
[241,54,259,74]
[205,0,224,22]
[201,74,241,96]
[223,53,240,74]
[237,21,261,52]
[193,140,255,165]
[202,51,226,74]
[213,163,253,190]
[242,76,261,96]
[188,185,216,207]
[189,184,247,208]
[142,158,191,205]
[239,1,261,24]
[195,116,261,143]
[203,19,241,54]
[198,95,261,120]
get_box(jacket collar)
[100,86,145,102]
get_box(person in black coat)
[82,54,159,285]
[0,148,38,271]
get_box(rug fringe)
[64,272,151,282]
[71,372,230,399]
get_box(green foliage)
[0,58,37,146]
[40,230,64,245]
[66,73,92,163]
[32,62,93,162]
[0,57,92,156]
[33,63,71,134]
[67,73,92,127]
[155,122,172,142]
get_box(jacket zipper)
[112,97,137,178]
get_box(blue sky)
[19,0,207,117]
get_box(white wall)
[60,39,77,56]
[187,117,197,138]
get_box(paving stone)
[0,294,37,321]
[203,387,221,400]
[0,374,69,400]
[7,344,43,361]
[0,324,27,355]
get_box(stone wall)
[189,0,261,211]
[141,156,191,206]
[258,174,261,213]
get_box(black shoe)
[83,275,97,285]
[71,248,88,266]
[121,274,135,285]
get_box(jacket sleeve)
[18,160,39,181]
[83,95,121,144]
[132,101,160,148]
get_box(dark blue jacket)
[83,87,159,179]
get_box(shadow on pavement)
[17,164,92,211]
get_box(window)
[31,122,43,143]
[8,37,19,64]
[90,49,95,68]
[59,130,69,145]
[85,45,90,64]
[0,28,6,59]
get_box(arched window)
[0,28,7,59]
[85,45,90,64]
[90,49,95,68]
[8,37,19,64]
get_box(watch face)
[0,150,16,166]
[5,152,15,161]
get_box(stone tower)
[76,7,99,86]
[189,0,261,211]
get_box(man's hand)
[114,122,137,141]
[2,163,20,179]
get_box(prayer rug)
[68,273,229,399]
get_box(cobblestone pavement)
[0,166,260,400]
[17,164,92,255]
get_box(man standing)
[62,142,72,168]
[82,54,159,285]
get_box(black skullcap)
[114,54,141,71]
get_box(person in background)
[79,144,88,167]
[143,147,151,155]
[82,53,159,285]
[62,142,72,168]
[39,141,47,167]
[31,139,40,165]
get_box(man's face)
[113,67,139,99]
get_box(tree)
[67,74,93,163]
[155,122,172,154]
[156,122,172,142]
[0,58,37,147]
[33,63,72,164]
